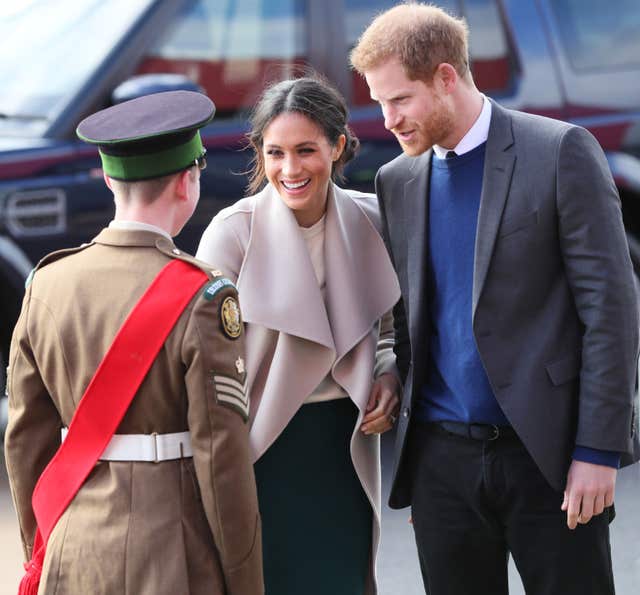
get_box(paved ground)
[377,432,640,595]
[1,437,638,594]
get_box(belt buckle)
[487,424,500,441]
[152,432,159,463]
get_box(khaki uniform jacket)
[5,228,263,595]
[197,184,401,594]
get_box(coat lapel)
[324,185,401,363]
[236,185,335,350]
[404,150,432,344]
[244,185,400,455]
[472,101,516,316]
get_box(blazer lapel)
[236,185,335,350]
[472,101,516,316]
[324,185,401,361]
[404,150,432,344]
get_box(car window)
[464,0,517,96]
[345,0,461,107]
[550,0,640,71]
[136,0,307,119]
[0,0,154,136]
[345,0,461,45]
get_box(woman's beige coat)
[197,183,401,593]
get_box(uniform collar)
[93,226,176,248]
[108,219,172,241]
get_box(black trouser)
[410,422,615,595]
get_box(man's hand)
[561,460,616,530]
[360,373,401,435]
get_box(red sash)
[18,259,207,595]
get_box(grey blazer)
[376,100,640,509]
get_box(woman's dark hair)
[246,75,360,194]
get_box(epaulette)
[155,237,236,292]
[155,238,240,337]
[25,242,95,288]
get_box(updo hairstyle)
[246,75,360,194]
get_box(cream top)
[300,215,349,403]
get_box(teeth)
[282,179,309,189]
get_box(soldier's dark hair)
[246,75,360,195]
[108,166,197,204]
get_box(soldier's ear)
[175,169,191,202]
[103,172,113,190]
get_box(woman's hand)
[360,373,401,435]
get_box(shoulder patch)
[220,296,242,339]
[155,238,232,282]
[202,277,236,301]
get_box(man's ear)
[175,169,191,202]
[434,62,458,94]
[103,172,113,190]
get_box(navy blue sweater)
[416,143,509,425]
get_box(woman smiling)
[196,76,401,595]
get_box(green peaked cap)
[76,90,215,181]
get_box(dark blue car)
[1,0,640,435]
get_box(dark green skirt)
[254,398,372,595]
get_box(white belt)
[61,428,193,462]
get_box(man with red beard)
[351,4,639,595]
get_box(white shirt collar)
[433,94,492,159]
[108,220,172,241]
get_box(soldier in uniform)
[4,91,263,595]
